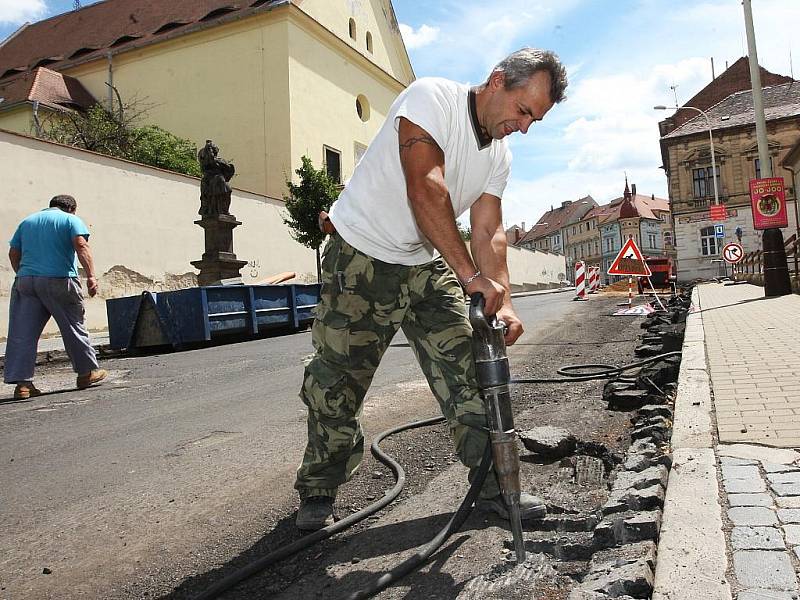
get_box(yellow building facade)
[0,0,413,199]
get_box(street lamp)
[654,104,719,206]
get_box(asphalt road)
[0,290,577,599]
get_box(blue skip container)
[106,283,321,350]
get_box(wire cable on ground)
[191,416,446,600]
[193,350,681,600]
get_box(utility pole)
[742,0,791,296]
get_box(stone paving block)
[764,463,800,474]
[768,472,800,485]
[772,483,800,497]
[783,525,800,545]
[723,465,761,480]
[720,458,759,468]
[778,509,800,524]
[739,590,800,600]
[726,478,767,493]
[733,550,798,590]
[728,494,775,507]
[777,497,800,509]
[729,507,779,526]
[731,527,786,550]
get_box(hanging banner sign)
[709,204,728,221]
[750,177,788,230]
[607,237,652,276]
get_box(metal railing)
[734,233,798,279]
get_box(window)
[572,226,576,235]
[324,146,341,184]
[664,231,673,246]
[366,31,373,53]
[648,233,657,248]
[348,18,356,40]
[605,238,613,252]
[692,166,720,198]
[755,157,774,179]
[700,226,720,256]
[356,94,370,122]
[594,240,599,254]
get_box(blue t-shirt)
[9,208,90,278]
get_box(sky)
[2,0,799,229]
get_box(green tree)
[128,125,201,177]
[38,94,200,177]
[283,156,339,281]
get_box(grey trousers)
[4,276,99,383]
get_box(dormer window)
[154,21,190,34]
[200,6,239,21]
[69,47,98,59]
[111,35,141,47]
[366,31,373,53]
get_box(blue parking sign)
[714,224,724,238]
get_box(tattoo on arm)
[399,134,438,157]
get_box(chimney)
[521,221,526,231]
[631,183,637,197]
[561,200,572,208]
[651,193,655,200]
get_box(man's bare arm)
[397,118,506,314]
[8,247,21,273]
[73,235,98,297]
[470,193,523,344]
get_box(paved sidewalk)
[655,283,800,600]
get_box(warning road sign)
[608,238,652,276]
[722,242,744,264]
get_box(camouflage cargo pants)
[295,234,500,500]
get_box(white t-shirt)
[329,77,512,266]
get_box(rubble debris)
[519,426,577,458]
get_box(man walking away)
[5,194,107,399]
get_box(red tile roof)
[0,66,95,109]
[0,0,286,82]
[517,196,597,244]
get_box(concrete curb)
[652,287,733,600]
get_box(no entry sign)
[722,242,744,264]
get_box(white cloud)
[0,0,45,25]
[398,23,440,50]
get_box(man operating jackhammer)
[294,48,568,531]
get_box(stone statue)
[198,140,235,216]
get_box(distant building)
[519,184,671,284]
[516,196,597,256]
[657,58,798,281]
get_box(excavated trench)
[166,291,691,600]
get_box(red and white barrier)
[574,261,588,301]
[588,266,599,294]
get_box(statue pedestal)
[191,214,247,286]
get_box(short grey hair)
[492,47,568,103]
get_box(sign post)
[608,238,651,307]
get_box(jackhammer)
[469,292,527,564]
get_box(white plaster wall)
[1,131,569,339]
[500,244,567,289]
[0,130,317,338]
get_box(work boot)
[296,496,335,531]
[13,382,42,400]
[76,369,107,390]
[477,492,547,521]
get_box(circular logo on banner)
[757,194,781,217]
[722,242,744,264]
